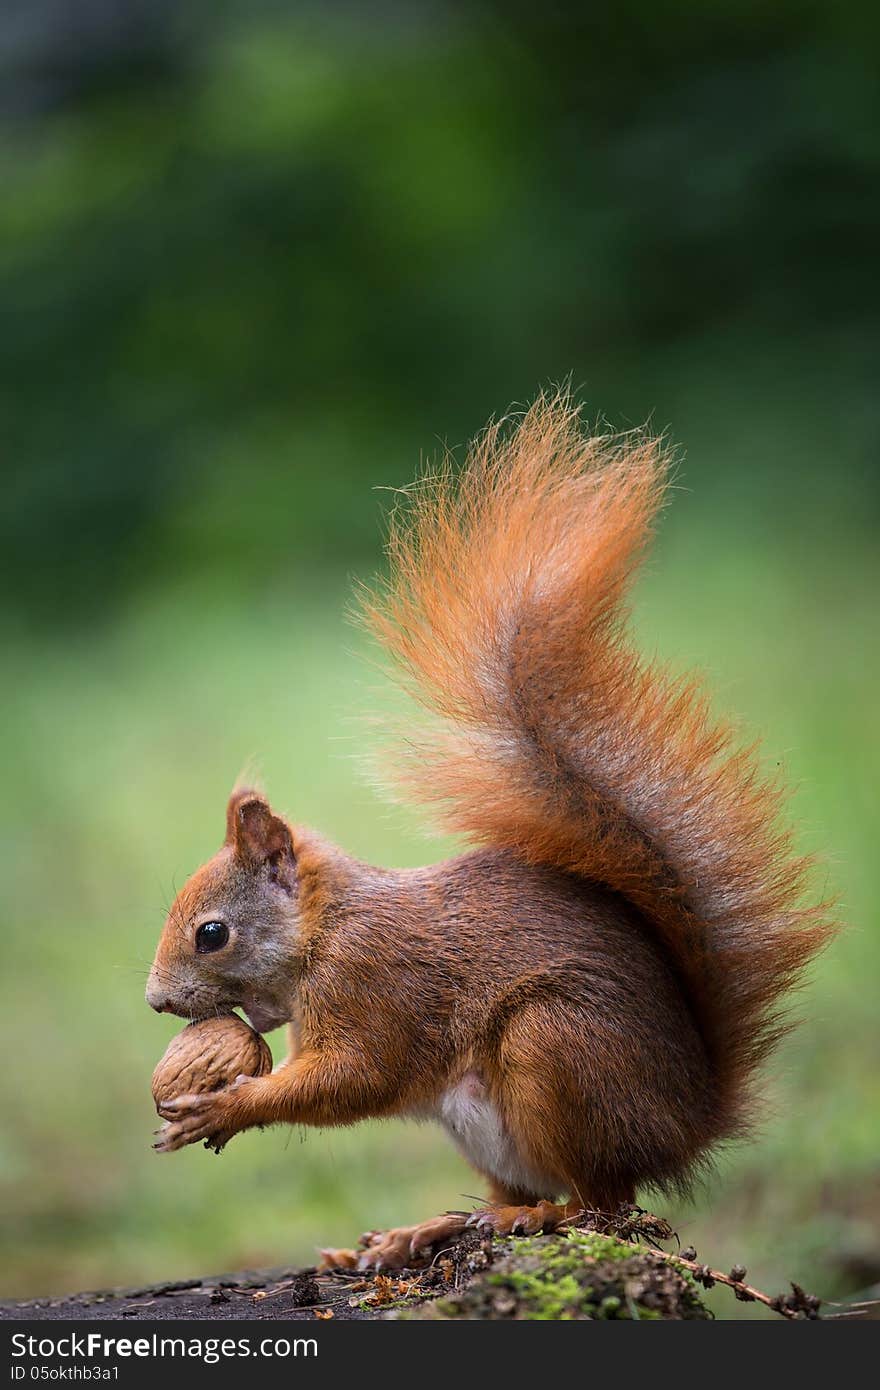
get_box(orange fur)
[360,390,835,1139]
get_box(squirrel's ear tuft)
[225,787,263,845]
[225,790,296,889]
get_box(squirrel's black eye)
[196,921,229,954]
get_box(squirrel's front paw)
[154,1076,252,1153]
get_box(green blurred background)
[1,1,878,1317]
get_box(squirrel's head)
[146,789,300,1035]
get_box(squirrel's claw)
[465,1199,578,1237]
[153,1089,237,1151]
[355,1213,470,1271]
[157,1075,250,1122]
[157,1091,213,1120]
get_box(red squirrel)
[147,393,833,1270]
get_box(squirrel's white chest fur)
[428,1072,555,1198]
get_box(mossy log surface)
[407,1230,710,1320]
[1,1230,710,1322]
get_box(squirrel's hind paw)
[355,1213,470,1271]
[317,1247,360,1271]
[467,1199,581,1237]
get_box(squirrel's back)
[360,391,835,1157]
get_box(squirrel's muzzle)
[145,974,171,1013]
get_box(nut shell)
[152,1014,273,1108]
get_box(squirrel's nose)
[145,977,170,1013]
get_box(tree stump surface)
[0,1230,710,1321]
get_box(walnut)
[151,1014,273,1109]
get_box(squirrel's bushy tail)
[361,391,834,1140]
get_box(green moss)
[410,1230,712,1320]
[518,1229,637,1268]
[488,1268,585,1320]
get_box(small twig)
[660,1253,820,1320]
[564,1207,822,1321]
[427,1243,461,1273]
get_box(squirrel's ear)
[225,787,262,844]
[225,790,296,891]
